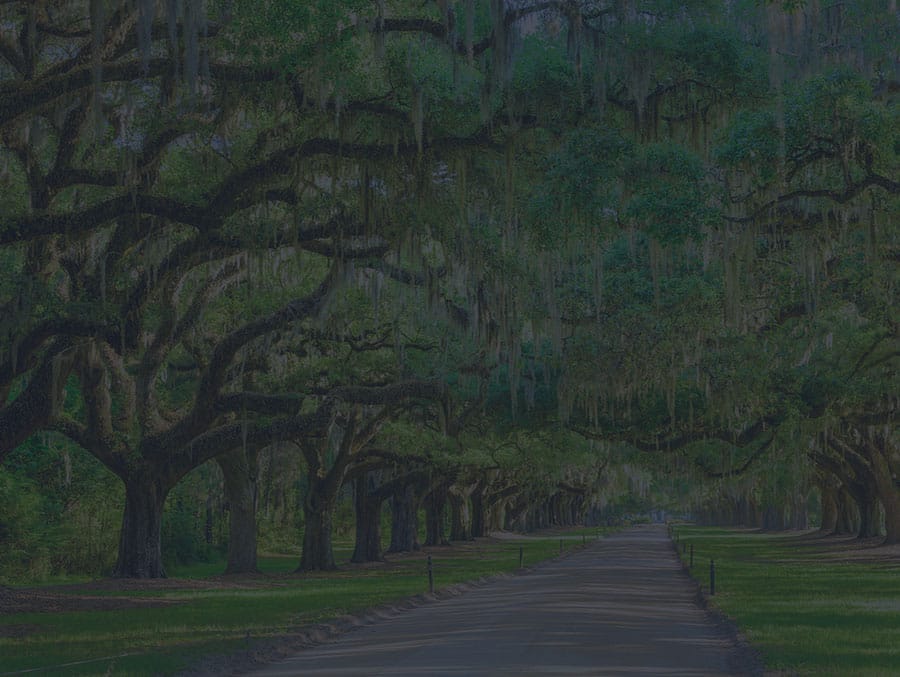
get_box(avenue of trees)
[0,0,897,579]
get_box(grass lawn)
[0,534,597,676]
[673,526,900,676]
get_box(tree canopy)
[0,0,897,579]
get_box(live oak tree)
[1,0,898,577]
[0,0,585,576]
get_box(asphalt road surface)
[246,524,758,676]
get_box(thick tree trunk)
[113,473,171,578]
[791,497,809,530]
[867,443,900,545]
[351,473,384,563]
[424,485,448,546]
[736,496,749,526]
[470,486,486,538]
[834,486,859,535]
[504,497,529,532]
[448,491,470,541]
[854,486,881,539]
[571,495,582,525]
[298,492,337,571]
[819,483,839,532]
[485,500,505,533]
[762,505,779,531]
[387,484,420,553]
[217,447,259,574]
[749,499,763,528]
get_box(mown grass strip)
[673,526,900,677]
[0,534,600,676]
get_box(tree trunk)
[819,482,839,532]
[549,495,561,525]
[298,491,337,571]
[424,484,448,546]
[855,489,881,538]
[217,447,259,574]
[867,442,900,545]
[504,497,529,532]
[762,505,778,531]
[834,486,858,535]
[791,491,809,530]
[387,484,420,553]
[448,491,471,541]
[736,496,748,526]
[470,486,486,538]
[113,473,171,578]
[351,473,384,563]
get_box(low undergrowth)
[674,526,900,677]
[0,533,603,676]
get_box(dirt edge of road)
[670,542,766,677]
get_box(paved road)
[247,525,756,676]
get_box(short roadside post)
[519,546,524,568]
[710,559,716,596]
[427,555,434,594]
[559,539,563,554]
[690,543,694,568]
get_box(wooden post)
[427,555,434,594]
[710,559,716,596]
[519,546,524,568]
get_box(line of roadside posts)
[668,524,715,596]
[427,530,603,593]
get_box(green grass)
[0,535,591,676]
[673,526,900,676]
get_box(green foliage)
[525,126,631,247]
[624,142,715,245]
[0,470,52,581]
[715,109,781,176]
[510,35,580,118]
[0,149,30,225]
[224,0,369,73]
[161,471,222,570]
[0,437,121,582]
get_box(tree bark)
[448,490,471,541]
[818,482,839,532]
[853,484,881,538]
[485,499,505,532]
[867,442,900,545]
[298,490,337,571]
[470,485,486,538]
[834,486,859,535]
[387,484,420,553]
[217,447,259,574]
[504,496,529,532]
[113,472,171,578]
[424,484,449,546]
[351,472,384,563]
